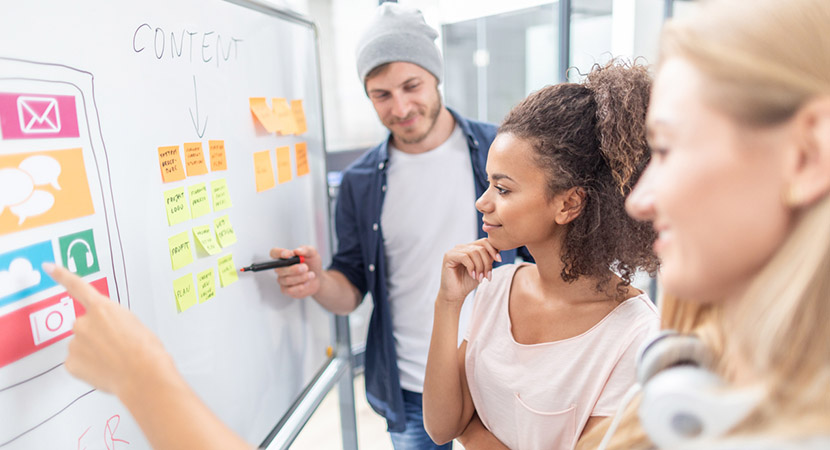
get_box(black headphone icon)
[599,330,762,449]
[66,238,92,273]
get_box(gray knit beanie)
[355,3,443,84]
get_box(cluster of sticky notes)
[167,217,237,270]
[164,179,233,226]
[249,98,307,135]
[252,142,310,193]
[158,140,227,183]
[173,262,232,313]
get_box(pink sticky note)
[0,93,80,140]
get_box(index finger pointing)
[42,263,104,309]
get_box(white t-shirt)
[381,124,477,392]
[465,263,660,450]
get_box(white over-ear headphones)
[599,330,762,449]
[67,239,92,273]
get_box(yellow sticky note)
[217,254,239,287]
[168,231,194,270]
[272,98,298,135]
[197,268,216,303]
[173,273,198,312]
[209,140,227,171]
[250,97,280,133]
[188,183,210,219]
[211,178,232,211]
[193,225,221,255]
[158,145,186,183]
[290,99,307,135]
[214,215,237,248]
[295,142,310,177]
[183,142,208,177]
[164,187,191,226]
[276,146,292,183]
[253,150,276,192]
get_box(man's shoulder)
[341,143,385,178]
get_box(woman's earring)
[783,184,802,207]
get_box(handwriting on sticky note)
[189,183,210,219]
[250,97,280,133]
[217,254,238,287]
[164,187,191,226]
[211,178,232,211]
[290,99,307,135]
[158,146,186,183]
[295,142,310,177]
[183,142,208,176]
[214,215,237,247]
[253,150,276,192]
[197,268,216,303]
[173,273,197,312]
[276,146,292,183]
[272,98,298,135]
[168,231,194,270]
[209,140,227,171]
[193,225,221,255]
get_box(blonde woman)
[579,0,830,448]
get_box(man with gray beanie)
[271,3,528,448]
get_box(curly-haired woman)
[422,60,660,450]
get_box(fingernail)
[478,272,484,282]
[308,272,316,279]
[471,271,476,280]
[42,262,56,275]
[496,254,502,262]
[487,271,492,281]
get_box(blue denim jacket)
[329,108,528,432]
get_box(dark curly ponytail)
[499,59,659,296]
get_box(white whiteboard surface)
[0,1,334,447]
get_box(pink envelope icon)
[0,93,79,140]
[17,97,61,133]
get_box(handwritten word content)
[133,24,243,67]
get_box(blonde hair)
[579,0,830,447]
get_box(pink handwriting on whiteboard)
[77,415,130,450]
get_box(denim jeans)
[389,390,453,450]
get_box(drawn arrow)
[188,75,208,138]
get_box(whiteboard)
[0,1,334,448]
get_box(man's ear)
[555,187,586,225]
[784,97,830,208]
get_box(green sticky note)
[173,273,197,312]
[164,187,190,226]
[189,183,210,219]
[168,231,194,270]
[214,215,237,248]
[211,178,232,211]
[193,225,221,255]
[197,268,216,303]
[217,254,239,287]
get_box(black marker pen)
[239,256,305,272]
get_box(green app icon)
[58,229,99,276]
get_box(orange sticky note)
[158,146,186,183]
[0,148,95,235]
[253,150,276,192]
[276,146,292,184]
[183,142,208,176]
[290,99,307,135]
[209,140,227,171]
[250,97,280,133]
[272,98,298,135]
[295,142,310,177]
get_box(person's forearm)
[118,357,251,450]
[311,270,362,314]
[423,296,469,444]
[457,413,509,450]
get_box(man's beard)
[393,90,442,145]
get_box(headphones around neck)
[600,330,762,449]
